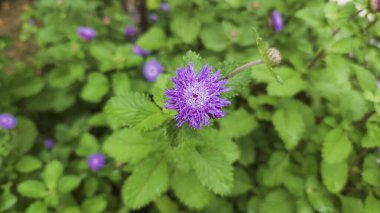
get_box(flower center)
[148,66,157,76]
[184,82,209,108]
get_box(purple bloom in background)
[133,45,149,57]
[149,13,158,21]
[165,64,230,129]
[87,153,105,171]
[77,26,96,41]
[125,26,137,37]
[28,19,36,25]
[0,113,17,130]
[160,3,169,12]
[271,11,284,32]
[370,0,380,11]
[144,60,163,82]
[44,138,55,149]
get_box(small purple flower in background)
[370,0,380,12]
[77,26,96,41]
[144,60,163,82]
[133,45,149,57]
[125,26,137,37]
[28,19,36,25]
[160,3,169,12]
[271,11,284,32]
[44,138,55,149]
[165,64,230,129]
[149,13,158,21]
[0,113,17,130]
[87,153,106,171]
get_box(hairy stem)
[223,59,264,80]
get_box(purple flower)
[77,26,96,41]
[160,3,169,12]
[165,64,230,129]
[0,113,17,130]
[370,0,380,11]
[149,13,158,21]
[133,45,149,57]
[44,138,55,149]
[87,153,105,171]
[28,19,36,25]
[271,11,284,32]
[144,60,163,82]
[125,26,137,37]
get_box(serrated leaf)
[260,151,290,187]
[340,196,365,213]
[16,155,42,173]
[273,107,305,150]
[0,193,17,212]
[43,160,64,190]
[105,93,168,130]
[112,73,131,96]
[354,65,377,93]
[154,196,179,213]
[103,129,163,163]
[322,127,351,163]
[200,23,229,52]
[217,60,250,98]
[362,114,380,148]
[321,161,348,193]
[230,167,252,196]
[122,156,169,209]
[152,74,171,108]
[171,170,210,209]
[12,117,37,155]
[267,67,305,97]
[182,51,206,72]
[57,175,81,194]
[137,27,166,50]
[26,201,47,213]
[17,181,47,198]
[76,133,99,156]
[191,142,233,195]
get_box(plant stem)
[223,59,264,80]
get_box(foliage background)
[1,0,380,212]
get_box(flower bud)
[267,48,282,66]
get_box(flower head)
[87,153,105,171]
[160,3,169,12]
[165,64,230,129]
[125,26,137,37]
[267,48,282,66]
[144,60,163,82]
[132,45,149,57]
[77,26,96,41]
[44,138,55,149]
[0,113,17,130]
[370,0,380,11]
[271,11,284,32]
[149,13,158,21]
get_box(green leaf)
[191,141,233,195]
[322,127,351,163]
[171,16,201,44]
[230,167,251,196]
[81,73,109,103]
[112,73,131,96]
[152,74,171,108]
[0,193,17,212]
[16,155,42,173]
[105,93,168,130]
[43,160,64,190]
[154,196,179,213]
[0,71,44,100]
[362,155,380,186]
[182,51,206,72]
[12,117,38,155]
[26,201,47,213]
[267,67,305,97]
[200,23,229,52]
[171,170,210,209]
[17,181,47,198]
[57,175,81,194]
[122,156,169,209]
[305,177,336,213]
[204,197,234,213]
[81,196,107,213]
[340,196,365,213]
[103,129,164,163]
[362,115,380,148]
[321,161,348,193]
[365,193,380,213]
[273,107,305,150]
[137,27,166,50]
[354,65,377,93]
[76,133,99,156]
[339,90,368,121]
[84,177,98,197]
[259,189,295,213]
[219,108,257,138]
[260,151,290,187]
